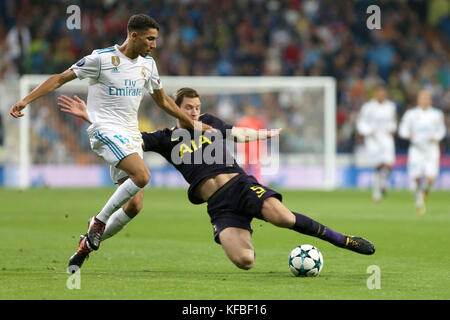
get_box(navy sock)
[290,212,347,247]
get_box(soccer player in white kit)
[9,14,211,271]
[398,90,446,214]
[356,86,397,202]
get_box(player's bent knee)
[131,169,151,188]
[233,252,255,270]
[139,169,151,186]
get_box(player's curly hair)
[173,88,200,107]
[127,14,159,32]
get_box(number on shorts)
[250,186,266,198]
[114,135,130,144]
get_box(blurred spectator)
[0,110,3,146]
[6,18,30,75]
[0,24,20,80]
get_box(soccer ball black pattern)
[288,244,324,277]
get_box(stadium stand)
[0,0,448,159]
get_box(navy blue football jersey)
[141,114,245,204]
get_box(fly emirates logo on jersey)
[108,79,143,97]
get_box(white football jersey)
[398,106,446,154]
[357,99,397,166]
[357,99,397,138]
[70,45,163,137]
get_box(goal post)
[16,75,336,189]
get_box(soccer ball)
[288,244,324,277]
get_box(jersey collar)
[114,44,139,63]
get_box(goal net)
[3,76,336,189]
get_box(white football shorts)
[365,135,395,167]
[87,124,144,183]
[408,147,440,179]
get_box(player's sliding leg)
[261,197,375,255]
[87,154,150,250]
[219,227,255,270]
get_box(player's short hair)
[173,88,200,107]
[127,14,159,33]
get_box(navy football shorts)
[206,174,282,244]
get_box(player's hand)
[194,120,217,133]
[57,95,92,124]
[267,128,282,138]
[10,100,27,118]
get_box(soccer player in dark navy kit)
[59,88,375,271]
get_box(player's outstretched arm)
[10,69,77,118]
[57,95,92,124]
[150,88,213,132]
[231,127,282,142]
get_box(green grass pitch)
[0,188,448,300]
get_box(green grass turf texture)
[0,188,448,300]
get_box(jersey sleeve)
[387,102,397,133]
[69,51,101,80]
[141,130,165,152]
[433,110,446,141]
[398,110,412,140]
[356,103,373,136]
[144,59,163,93]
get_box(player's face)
[180,97,201,121]
[132,28,158,57]
[375,87,387,102]
[417,90,432,108]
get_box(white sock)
[415,179,425,207]
[415,188,424,208]
[411,179,419,192]
[96,179,142,223]
[372,171,382,200]
[380,167,390,190]
[102,208,132,241]
[422,180,431,195]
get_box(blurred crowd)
[0,0,449,162]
